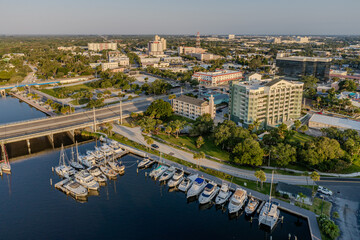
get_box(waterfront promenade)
[9,92,57,116]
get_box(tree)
[270,143,296,167]
[190,113,214,136]
[170,120,186,138]
[145,137,154,151]
[294,120,301,131]
[165,126,172,136]
[145,99,172,119]
[193,151,205,168]
[253,119,261,131]
[310,171,320,193]
[105,122,113,136]
[196,136,205,149]
[277,123,288,139]
[232,138,264,166]
[254,170,266,189]
[138,116,157,133]
[299,125,308,133]
[318,214,340,240]
[298,192,306,207]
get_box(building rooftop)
[193,69,242,77]
[175,95,208,106]
[276,182,313,199]
[276,56,332,62]
[309,114,360,131]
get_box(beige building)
[88,43,117,51]
[101,62,119,71]
[148,35,166,56]
[178,46,207,55]
[172,95,215,120]
[107,51,130,66]
[229,79,303,126]
[192,69,243,86]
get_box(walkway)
[113,125,313,185]
[10,92,57,116]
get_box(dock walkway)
[10,92,57,116]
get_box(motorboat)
[100,165,118,179]
[228,188,247,214]
[88,166,107,183]
[149,165,168,180]
[259,201,280,230]
[74,170,100,191]
[96,144,114,157]
[55,145,76,178]
[63,179,88,199]
[187,177,207,198]
[0,146,11,173]
[178,174,198,192]
[168,169,184,188]
[91,150,104,160]
[78,155,93,168]
[138,157,153,168]
[245,197,259,216]
[159,166,176,182]
[108,161,125,173]
[198,181,220,204]
[215,183,232,205]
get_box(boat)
[100,165,118,179]
[259,171,280,230]
[245,197,259,216]
[63,179,88,199]
[70,146,84,170]
[178,174,198,192]
[90,150,104,160]
[159,166,176,182]
[96,144,114,157]
[198,181,220,204]
[228,188,247,214]
[88,166,107,183]
[0,146,11,173]
[215,183,232,205]
[186,177,207,198]
[168,169,184,188]
[0,167,2,176]
[55,145,76,178]
[78,155,93,168]
[108,160,125,173]
[138,157,153,168]
[74,170,100,191]
[149,165,168,180]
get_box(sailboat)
[69,146,84,170]
[0,145,11,173]
[55,144,76,178]
[258,171,280,230]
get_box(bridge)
[0,99,150,154]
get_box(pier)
[9,92,57,116]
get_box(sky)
[1,0,360,35]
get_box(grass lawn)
[165,114,195,124]
[40,84,93,98]
[288,131,313,143]
[156,134,231,161]
[69,98,90,105]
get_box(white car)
[317,186,333,196]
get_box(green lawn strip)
[40,84,93,98]
[289,131,314,143]
[70,98,90,105]
[165,114,195,124]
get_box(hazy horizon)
[1,0,360,35]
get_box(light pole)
[119,100,123,125]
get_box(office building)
[190,53,221,61]
[148,35,166,56]
[107,51,130,66]
[88,43,117,51]
[172,95,215,120]
[229,79,303,126]
[276,56,331,82]
[192,69,243,86]
[101,62,119,71]
[178,46,207,55]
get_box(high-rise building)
[148,35,166,56]
[88,43,117,51]
[276,56,331,82]
[228,34,235,40]
[229,79,303,127]
[192,69,243,86]
[172,95,215,120]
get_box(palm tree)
[165,126,172,136]
[145,137,154,151]
[253,119,261,131]
[298,192,306,207]
[294,120,301,131]
[193,151,205,169]
[310,171,320,193]
[254,170,266,189]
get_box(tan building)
[178,46,207,55]
[192,69,243,86]
[88,43,117,51]
[148,35,166,56]
[230,79,303,126]
[172,95,215,120]
[101,62,119,71]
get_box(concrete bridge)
[0,100,149,154]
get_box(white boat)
[108,161,125,173]
[149,165,168,180]
[0,146,11,173]
[78,155,92,168]
[178,174,198,192]
[0,167,2,176]
[55,145,76,178]
[88,166,107,183]
[91,150,104,160]
[259,171,280,230]
[187,177,207,198]
[138,157,153,168]
[159,166,176,182]
[199,181,220,204]
[228,188,247,214]
[74,170,100,191]
[168,169,184,188]
[63,179,88,199]
[96,144,114,156]
[245,197,259,216]
[100,165,118,179]
[70,146,85,170]
[215,183,232,205]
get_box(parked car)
[317,186,333,196]
[151,144,159,149]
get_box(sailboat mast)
[76,141,79,162]
[269,170,274,202]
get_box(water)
[0,142,311,240]
[0,96,46,124]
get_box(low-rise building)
[107,51,130,66]
[308,114,360,132]
[190,53,221,61]
[161,57,183,63]
[276,182,313,205]
[140,57,160,66]
[172,95,215,120]
[245,73,262,81]
[228,34,235,40]
[192,69,243,86]
[88,43,117,51]
[178,46,207,55]
[101,62,119,71]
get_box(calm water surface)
[0,96,46,124]
[0,142,311,240]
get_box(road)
[113,125,314,185]
[22,63,37,83]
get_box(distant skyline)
[1,0,360,35]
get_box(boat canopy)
[195,178,204,184]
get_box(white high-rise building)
[148,35,166,56]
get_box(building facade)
[192,70,243,86]
[148,35,166,56]
[101,62,119,71]
[229,79,303,126]
[276,56,331,82]
[107,51,130,66]
[178,46,207,55]
[172,95,215,120]
[88,43,117,51]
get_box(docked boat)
[91,150,104,160]
[70,145,85,170]
[245,197,259,216]
[138,157,153,168]
[178,174,198,192]
[55,145,76,178]
[187,177,207,198]
[74,170,100,191]
[63,179,88,199]
[215,183,232,205]
[0,146,11,173]
[88,166,107,183]
[108,161,125,173]
[149,165,168,180]
[0,167,2,176]
[78,155,93,168]
[168,169,184,188]
[198,181,220,204]
[159,166,176,182]
[100,165,118,179]
[228,188,247,214]
[96,144,113,157]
